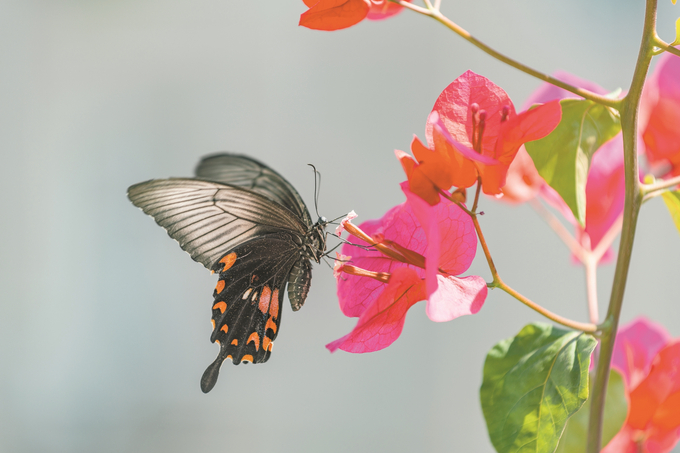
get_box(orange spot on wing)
[265,316,278,334]
[231,339,238,346]
[220,325,228,334]
[226,355,232,360]
[247,332,260,351]
[270,289,280,318]
[241,355,254,363]
[213,301,227,313]
[215,339,220,345]
[262,337,273,352]
[258,286,272,314]
[218,253,237,273]
[215,280,225,294]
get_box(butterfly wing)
[195,153,313,228]
[127,179,307,269]
[200,233,301,393]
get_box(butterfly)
[127,153,328,393]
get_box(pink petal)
[401,181,478,298]
[581,134,625,259]
[336,190,477,316]
[402,181,441,298]
[365,0,409,20]
[641,49,680,176]
[611,317,672,390]
[600,425,639,453]
[426,70,515,154]
[299,0,370,31]
[627,341,680,450]
[498,147,544,203]
[494,100,562,166]
[429,112,500,166]
[426,275,487,322]
[326,268,425,353]
[521,70,609,110]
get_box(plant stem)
[584,254,599,325]
[653,36,680,57]
[389,0,621,108]
[497,280,598,333]
[470,210,598,333]
[641,174,680,198]
[586,0,657,450]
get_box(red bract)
[327,182,487,353]
[299,0,409,31]
[640,48,680,177]
[398,70,561,203]
[502,72,626,263]
[602,318,680,453]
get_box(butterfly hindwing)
[200,234,300,393]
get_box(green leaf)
[480,323,598,453]
[555,369,627,453]
[525,99,621,226]
[662,191,680,235]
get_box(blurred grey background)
[1,1,679,452]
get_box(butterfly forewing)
[127,179,307,269]
[195,154,313,228]
[200,234,299,393]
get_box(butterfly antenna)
[308,164,321,218]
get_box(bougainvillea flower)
[603,318,680,453]
[501,72,626,263]
[299,0,410,31]
[640,48,680,177]
[327,182,486,353]
[398,70,561,202]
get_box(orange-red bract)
[603,318,680,453]
[398,71,561,204]
[299,0,410,31]
[299,0,370,31]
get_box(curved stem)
[641,174,680,198]
[653,36,680,57]
[471,214,500,284]
[497,280,598,333]
[388,0,622,109]
[471,210,597,333]
[586,0,657,450]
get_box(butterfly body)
[127,154,326,393]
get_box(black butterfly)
[127,153,327,393]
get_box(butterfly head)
[303,217,328,263]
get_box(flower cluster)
[603,318,680,453]
[327,182,487,353]
[397,70,562,204]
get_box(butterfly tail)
[201,347,229,393]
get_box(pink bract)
[640,48,680,177]
[414,70,561,196]
[328,183,486,353]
